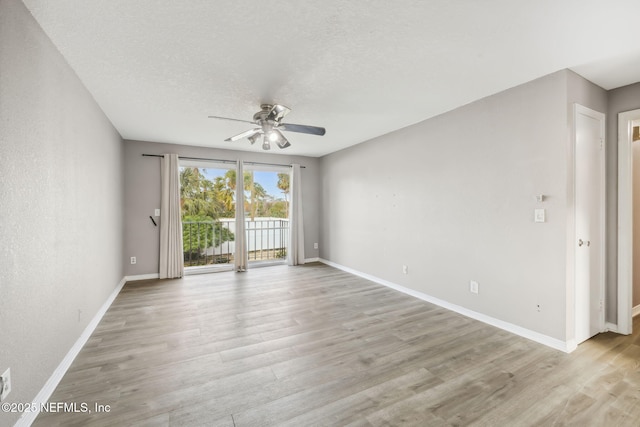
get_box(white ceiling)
[22,0,640,157]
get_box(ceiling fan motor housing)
[253,104,274,123]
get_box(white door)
[574,104,605,345]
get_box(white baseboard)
[124,273,160,282]
[605,322,619,333]
[304,257,320,263]
[16,277,127,427]
[319,259,572,353]
[633,305,640,318]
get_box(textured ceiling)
[22,0,640,157]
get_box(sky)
[253,170,282,199]
[200,168,284,200]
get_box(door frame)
[616,109,640,335]
[572,104,606,347]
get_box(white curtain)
[159,154,184,279]
[234,160,248,271]
[288,164,305,266]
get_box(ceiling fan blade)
[208,115,256,125]
[266,104,291,122]
[225,128,262,142]
[279,123,326,136]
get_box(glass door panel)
[180,165,236,271]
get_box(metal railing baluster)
[182,218,290,267]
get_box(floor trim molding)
[319,259,572,353]
[124,273,160,282]
[633,304,640,318]
[16,277,127,427]
[605,322,619,334]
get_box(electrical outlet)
[470,280,479,294]
[402,265,408,275]
[314,242,318,249]
[155,208,160,217]
[130,257,137,265]
[0,368,11,401]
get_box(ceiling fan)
[208,104,326,150]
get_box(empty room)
[3,0,640,426]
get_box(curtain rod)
[142,154,305,168]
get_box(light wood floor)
[33,263,640,426]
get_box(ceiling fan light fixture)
[262,135,271,150]
[277,140,291,149]
[248,133,260,145]
[272,129,291,149]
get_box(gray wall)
[0,0,124,425]
[608,82,640,312]
[123,139,320,276]
[320,70,607,342]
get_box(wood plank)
[33,263,640,426]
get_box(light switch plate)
[470,281,479,294]
[534,209,546,223]
[154,209,160,217]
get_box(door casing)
[616,109,640,335]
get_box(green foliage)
[266,200,288,218]
[181,168,226,218]
[220,169,274,219]
[182,215,234,258]
[277,172,290,216]
[277,172,290,195]
[180,167,236,259]
[180,167,289,253]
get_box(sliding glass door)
[179,161,291,273]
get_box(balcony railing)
[182,218,289,267]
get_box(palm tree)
[224,169,236,191]
[214,176,234,217]
[180,168,224,218]
[250,182,268,219]
[277,172,290,215]
[180,168,204,216]
[224,169,255,218]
